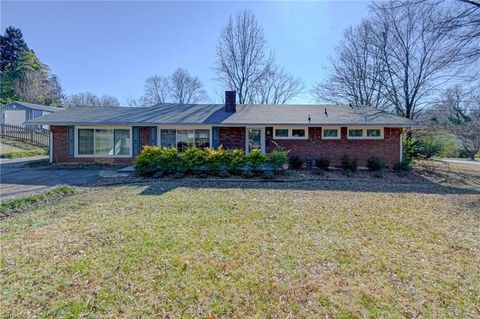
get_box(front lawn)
[1,178,479,318]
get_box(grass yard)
[0,137,47,158]
[1,174,479,317]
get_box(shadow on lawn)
[138,176,480,196]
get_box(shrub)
[288,155,304,170]
[415,137,444,159]
[134,146,288,177]
[228,149,247,171]
[246,149,267,169]
[266,150,288,170]
[341,155,358,173]
[134,146,180,176]
[238,164,254,178]
[393,160,411,172]
[366,156,385,171]
[193,165,209,178]
[204,147,229,170]
[314,157,330,170]
[183,147,207,172]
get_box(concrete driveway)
[0,157,103,200]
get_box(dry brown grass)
[1,172,479,318]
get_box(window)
[160,129,176,147]
[195,129,210,148]
[322,127,340,139]
[77,128,131,156]
[95,129,114,155]
[367,129,381,137]
[348,129,364,138]
[159,128,210,151]
[274,129,289,138]
[347,127,384,139]
[176,129,195,152]
[273,127,308,139]
[78,129,94,155]
[292,129,306,138]
[114,129,130,155]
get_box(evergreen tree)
[0,26,63,105]
[0,26,28,72]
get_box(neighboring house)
[1,101,63,130]
[27,91,417,167]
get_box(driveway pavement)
[433,158,480,166]
[0,157,103,200]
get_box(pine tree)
[0,26,29,72]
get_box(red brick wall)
[219,127,245,150]
[265,127,403,168]
[50,125,151,165]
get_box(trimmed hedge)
[134,146,288,177]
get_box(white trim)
[272,126,308,140]
[347,126,384,140]
[246,127,265,154]
[49,131,53,163]
[399,130,403,162]
[321,126,341,140]
[157,125,212,149]
[75,126,133,158]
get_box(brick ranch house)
[27,91,417,168]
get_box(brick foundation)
[266,127,402,168]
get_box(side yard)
[1,162,479,318]
[0,137,47,158]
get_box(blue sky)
[1,1,370,104]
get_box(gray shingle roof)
[1,101,64,113]
[26,103,418,127]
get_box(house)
[26,91,417,168]
[1,101,63,130]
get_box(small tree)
[430,85,480,160]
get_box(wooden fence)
[0,123,49,147]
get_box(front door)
[246,127,265,154]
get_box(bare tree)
[13,70,45,104]
[143,74,170,105]
[312,21,389,110]
[215,9,273,104]
[370,0,469,120]
[252,64,304,104]
[169,68,209,104]
[434,0,480,61]
[13,69,63,106]
[64,92,120,107]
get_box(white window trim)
[272,126,308,140]
[75,126,133,158]
[157,125,212,149]
[321,126,341,140]
[246,126,266,154]
[347,127,384,140]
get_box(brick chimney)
[225,91,236,113]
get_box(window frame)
[75,126,133,158]
[321,126,341,140]
[272,126,308,140]
[157,125,212,150]
[347,127,384,140]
